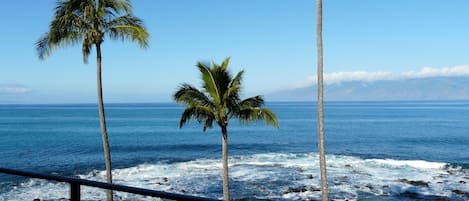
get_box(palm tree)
[316,0,329,200]
[36,0,148,200]
[174,57,279,201]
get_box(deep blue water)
[0,101,468,200]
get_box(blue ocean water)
[0,101,468,200]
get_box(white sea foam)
[1,153,468,201]
[368,158,447,169]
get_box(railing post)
[70,182,81,201]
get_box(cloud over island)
[293,65,469,88]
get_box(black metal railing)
[0,167,220,201]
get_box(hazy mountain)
[267,77,469,101]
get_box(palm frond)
[106,15,149,48]
[179,105,215,131]
[37,1,91,60]
[101,0,133,15]
[230,70,243,88]
[53,11,90,31]
[220,57,231,70]
[197,62,221,105]
[54,0,86,16]
[228,95,262,117]
[174,84,215,108]
[224,70,243,112]
[203,117,214,132]
[210,59,232,104]
[233,96,275,127]
[258,108,279,128]
[36,30,83,61]
[179,107,193,127]
[237,107,279,128]
[238,96,264,108]
[224,70,243,99]
[36,35,50,61]
[82,34,94,63]
[55,0,96,22]
[98,0,131,19]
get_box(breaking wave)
[1,152,468,201]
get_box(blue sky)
[1,0,469,103]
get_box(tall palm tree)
[36,1,148,200]
[316,0,329,200]
[174,57,279,201]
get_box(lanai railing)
[0,167,220,201]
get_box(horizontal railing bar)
[0,167,220,201]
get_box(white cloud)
[323,71,395,84]
[401,65,469,78]
[0,84,32,94]
[293,65,469,88]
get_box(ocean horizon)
[1,101,468,200]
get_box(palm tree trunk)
[316,0,328,200]
[96,43,113,201]
[221,125,230,201]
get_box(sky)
[1,0,469,103]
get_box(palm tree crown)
[174,57,279,131]
[36,0,149,62]
[174,57,278,200]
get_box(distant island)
[268,76,469,101]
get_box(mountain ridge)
[267,77,469,101]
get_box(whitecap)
[1,152,468,201]
[367,158,447,169]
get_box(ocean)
[0,101,468,201]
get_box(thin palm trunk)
[96,44,113,201]
[316,0,328,200]
[221,125,230,201]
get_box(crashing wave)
[1,152,468,201]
